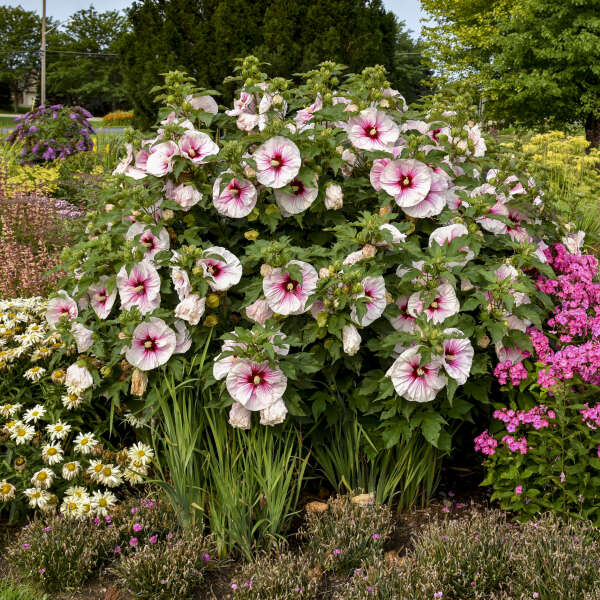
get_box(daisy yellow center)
[31,325,39,331]
[1,483,11,494]
[81,438,89,446]
[136,450,146,458]
[37,472,47,481]
[47,448,57,456]
[68,502,77,511]
[17,428,26,437]
[67,463,76,471]
[55,425,63,431]
[103,467,112,476]
[99,498,107,507]
[94,464,103,473]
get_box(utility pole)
[40,0,46,106]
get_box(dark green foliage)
[118,0,430,129]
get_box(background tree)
[45,8,129,115]
[421,0,600,147]
[119,0,430,129]
[0,5,43,110]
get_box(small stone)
[305,501,329,513]
[351,493,375,506]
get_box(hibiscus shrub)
[50,58,559,496]
[475,243,600,523]
[8,105,94,164]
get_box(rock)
[351,493,375,506]
[305,501,329,513]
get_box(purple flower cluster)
[493,360,528,386]
[474,430,498,455]
[493,406,555,432]
[580,404,600,430]
[8,105,95,165]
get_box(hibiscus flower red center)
[413,365,427,378]
[59,306,70,314]
[229,183,241,197]
[429,296,441,310]
[366,125,379,138]
[270,154,284,169]
[96,292,107,302]
[141,233,156,249]
[143,336,157,351]
[188,147,197,158]
[431,127,442,141]
[282,274,300,293]
[290,179,305,195]
[400,175,413,188]
[248,367,266,387]
[133,280,146,295]
[206,262,222,277]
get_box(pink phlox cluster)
[501,435,528,454]
[493,360,528,386]
[474,430,498,455]
[580,403,600,430]
[493,405,555,432]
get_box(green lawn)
[0,115,17,128]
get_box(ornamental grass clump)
[301,494,393,574]
[8,105,94,164]
[112,529,214,600]
[475,242,600,522]
[6,513,120,593]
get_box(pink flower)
[402,172,448,218]
[72,322,94,353]
[476,197,509,235]
[46,292,78,328]
[380,159,433,207]
[129,537,139,547]
[126,223,170,261]
[229,401,252,429]
[178,131,219,165]
[149,535,158,544]
[387,347,447,403]
[133,523,143,532]
[263,260,318,315]
[439,329,474,385]
[167,182,202,211]
[259,398,288,426]
[407,283,460,324]
[515,485,523,495]
[146,141,179,177]
[429,223,474,266]
[226,359,287,411]
[347,108,399,151]
[87,276,117,319]
[174,294,206,326]
[295,94,323,129]
[226,91,256,117]
[274,177,318,216]
[333,548,342,555]
[125,317,177,371]
[171,266,192,301]
[253,136,301,189]
[197,247,242,291]
[213,339,246,381]
[186,94,218,114]
[117,261,161,315]
[350,276,387,326]
[213,175,257,218]
[245,298,274,325]
[388,296,416,333]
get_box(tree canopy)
[421,0,600,145]
[119,0,430,129]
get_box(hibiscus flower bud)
[324,184,343,210]
[319,268,330,279]
[477,335,491,348]
[118,331,127,340]
[244,230,259,241]
[316,312,329,328]
[245,298,273,325]
[162,209,175,221]
[104,203,115,212]
[336,145,344,155]
[362,244,377,259]
[260,398,288,426]
[379,98,390,109]
[203,315,219,327]
[386,292,394,304]
[461,279,475,292]
[244,166,256,179]
[342,324,361,356]
[65,364,93,391]
[206,294,220,309]
[174,294,206,326]
[260,264,273,277]
[345,103,359,113]
[272,94,283,106]
[131,369,148,397]
[229,402,251,430]
[379,205,392,216]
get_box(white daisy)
[91,490,117,516]
[96,464,122,488]
[0,480,16,501]
[124,460,148,485]
[23,366,46,382]
[62,392,84,410]
[9,422,35,445]
[31,468,54,489]
[23,404,46,423]
[127,442,154,466]
[46,421,71,441]
[62,461,81,480]
[0,403,22,418]
[41,443,63,465]
[87,459,104,482]
[24,487,50,509]
[73,432,98,455]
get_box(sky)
[4,0,425,37]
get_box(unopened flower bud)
[477,335,490,349]
[131,369,148,397]
[316,312,329,328]
[319,268,330,279]
[244,166,256,179]
[203,315,219,327]
[379,205,392,216]
[244,230,259,241]
[362,244,377,259]
[206,294,220,308]
[162,209,175,221]
[272,94,283,106]
[260,264,273,277]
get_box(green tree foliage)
[422,0,600,146]
[0,5,43,109]
[119,0,430,129]
[45,8,129,115]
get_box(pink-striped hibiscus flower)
[439,328,474,385]
[407,283,460,324]
[126,223,170,261]
[402,172,448,218]
[125,318,176,371]
[350,276,387,326]
[226,359,287,411]
[87,276,117,320]
[178,131,219,165]
[116,261,161,315]
[212,175,257,218]
[347,108,400,151]
[380,159,432,208]
[253,136,301,189]
[46,292,78,328]
[274,177,318,216]
[263,260,318,315]
[196,247,242,291]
